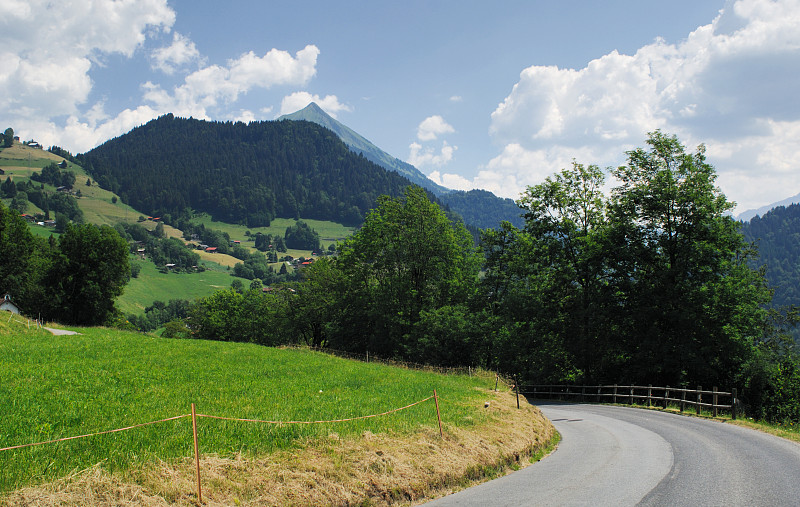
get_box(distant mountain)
[737,192,800,221]
[78,114,417,227]
[279,103,523,229]
[279,103,448,194]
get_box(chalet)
[205,247,218,253]
[165,263,176,269]
[1,293,21,315]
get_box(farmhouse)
[1,293,21,314]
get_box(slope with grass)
[2,142,356,314]
[0,317,554,505]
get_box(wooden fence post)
[664,386,670,409]
[696,386,702,415]
[680,389,686,413]
[494,373,498,392]
[597,386,601,403]
[647,384,652,408]
[433,389,443,438]
[713,387,718,417]
[629,385,634,405]
[732,388,738,420]
[613,384,618,404]
[581,386,586,402]
[514,375,520,409]
[191,403,202,504]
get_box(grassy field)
[0,316,536,500]
[117,258,248,314]
[191,214,355,252]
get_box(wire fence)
[0,392,444,503]
[283,344,486,377]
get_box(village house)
[1,293,22,315]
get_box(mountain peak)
[278,103,449,195]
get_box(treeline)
[741,203,800,312]
[181,134,800,423]
[0,201,129,325]
[1,176,83,225]
[115,222,201,272]
[77,115,420,227]
[439,189,524,229]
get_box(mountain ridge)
[278,103,449,194]
[279,103,523,229]
[737,192,800,222]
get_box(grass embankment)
[0,317,554,505]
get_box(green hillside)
[0,317,523,495]
[1,142,356,316]
[78,114,419,227]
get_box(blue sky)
[2,0,799,213]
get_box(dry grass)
[1,390,554,506]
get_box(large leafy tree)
[485,132,774,388]
[324,185,481,360]
[482,163,611,382]
[608,131,772,387]
[0,202,51,314]
[49,223,130,325]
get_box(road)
[424,401,800,506]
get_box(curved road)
[425,402,800,506]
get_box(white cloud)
[0,0,174,121]
[278,91,352,118]
[417,115,455,141]
[449,95,463,102]
[146,45,321,119]
[151,32,201,74]
[408,141,457,168]
[0,0,175,151]
[486,0,800,212]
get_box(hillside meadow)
[1,143,357,314]
[0,316,554,505]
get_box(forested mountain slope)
[280,103,524,229]
[741,203,800,309]
[78,115,417,227]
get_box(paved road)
[425,402,800,506]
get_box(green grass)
[191,214,355,252]
[0,318,494,492]
[117,258,249,314]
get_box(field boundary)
[1,393,444,503]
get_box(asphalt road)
[424,402,800,506]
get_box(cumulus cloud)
[486,0,800,211]
[151,32,201,74]
[145,45,320,119]
[278,91,352,118]
[0,0,174,122]
[417,115,455,141]
[408,141,457,168]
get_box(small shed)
[1,293,21,315]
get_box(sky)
[2,0,799,214]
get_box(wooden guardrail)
[519,384,738,419]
